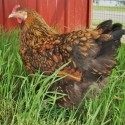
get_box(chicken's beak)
[8,12,17,18]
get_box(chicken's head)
[8,5,56,34]
[8,5,27,23]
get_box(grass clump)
[0,30,125,125]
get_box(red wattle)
[17,18,22,23]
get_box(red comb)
[12,5,21,12]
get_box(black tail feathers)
[96,20,112,33]
[111,29,125,40]
[111,23,123,31]
[96,20,125,35]
[96,21,125,57]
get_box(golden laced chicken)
[9,5,125,108]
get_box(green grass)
[94,6,125,12]
[0,30,125,125]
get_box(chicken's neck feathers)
[20,13,57,38]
